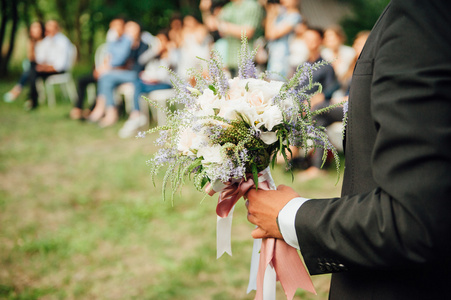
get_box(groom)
[245,1,451,299]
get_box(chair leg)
[45,82,56,107]
[156,100,167,126]
[36,78,46,106]
[139,97,150,123]
[67,79,78,104]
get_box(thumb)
[251,227,268,239]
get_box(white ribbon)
[216,167,278,300]
[217,206,234,258]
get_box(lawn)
[0,78,341,300]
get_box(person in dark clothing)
[246,2,451,299]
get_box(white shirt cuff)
[278,197,310,249]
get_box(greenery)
[0,0,200,75]
[340,0,390,42]
[0,76,342,299]
[146,37,342,202]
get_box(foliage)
[0,0,200,76]
[339,0,390,42]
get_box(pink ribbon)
[207,174,316,300]
[257,238,316,300]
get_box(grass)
[0,77,342,299]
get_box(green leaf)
[208,84,217,95]
[201,177,209,189]
[252,163,259,190]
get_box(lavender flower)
[343,101,349,116]
[209,51,229,98]
[136,131,147,138]
[153,148,178,165]
[238,35,258,79]
[155,130,169,146]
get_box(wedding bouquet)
[141,36,343,300]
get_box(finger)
[245,200,249,210]
[252,227,268,239]
[246,188,257,200]
[276,184,288,191]
[247,212,257,225]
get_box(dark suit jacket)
[295,1,451,299]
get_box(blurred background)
[1,0,388,299]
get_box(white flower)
[198,89,217,108]
[177,127,197,156]
[246,78,284,103]
[218,99,260,128]
[260,105,283,131]
[260,131,278,145]
[247,90,268,113]
[280,95,296,111]
[197,145,223,164]
[227,78,247,100]
[191,131,209,151]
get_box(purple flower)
[136,131,146,138]
[153,148,178,165]
[155,130,169,146]
[343,101,349,116]
[238,37,257,79]
[209,52,229,97]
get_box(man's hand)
[245,185,300,239]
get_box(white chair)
[37,43,78,107]
[326,122,344,153]
[147,89,175,126]
[115,82,135,113]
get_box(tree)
[0,0,19,76]
[339,0,390,42]
[1,0,202,76]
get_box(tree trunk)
[1,0,19,75]
[0,0,8,70]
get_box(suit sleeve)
[295,1,451,275]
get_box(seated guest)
[303,27,340,106]
[321,24,356,84]
[88,20,148,127]
[26,20,73,110]
[118,29,173,138]
[291,27,341,180]
[69,17,126,120]
[4,21,45,103]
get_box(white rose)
[197,145,223,164]
[246,78,284,103]
[199,89,217,105]
[246,90,268,113]
[260,131,278,145]
[260,105,283,131]
[219,99,260,128]
[177,127,197,156]
[227,78,247,100]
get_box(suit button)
[330,263,339,272]
[325,263,333,272]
